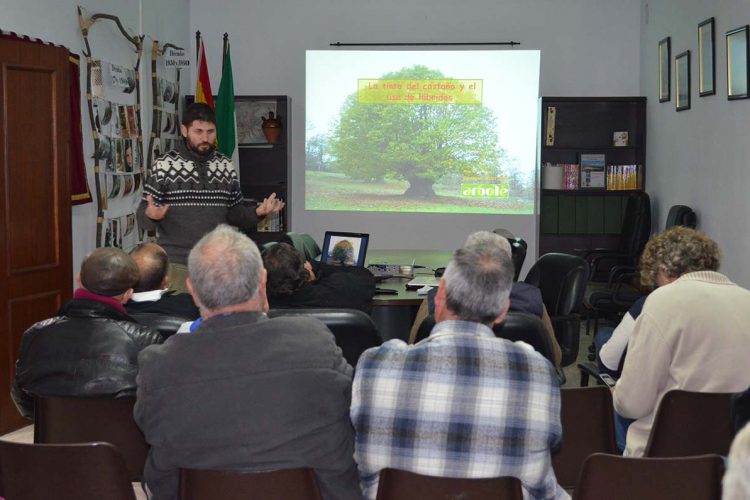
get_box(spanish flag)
[195,40,214,109]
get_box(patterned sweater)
[136,140,260,264]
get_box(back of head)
[465,230,512,257]
[130,243,169,293]
[262,243,309,298]
[182,102,216,127]
[443,242,513,324]
[188,225,263,310]
[80,248,139,297]
[639,226,721,287]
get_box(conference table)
[366,249,453,341]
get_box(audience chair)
[178,467,322,500]
[523,253,589,366]
[129,312,191,339]
[644,389,735,457]
[375,468,523,500]
[665,204,697,229]
[573,453,724,500]
[267,308,381,366]
[34,396,148,482]
[0,441,136,500]
[281,232,322,261]
[414,313,556,367]
[552,387,618,490]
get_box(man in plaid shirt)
[351,235,568,500]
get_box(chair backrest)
[524,253,589,317]
[644,389,735,457]
[375,468,523,500]
[552,387,618,489]
[665,204,697,229]
[178,467,322,500]
[509,237,528,282]
[34,396,148,482]
[129,312,190,340]
[413,313,555,366]
[0,441,136,500]
[281,232,322,261]
[618,191,652,258]
[267,308,381,366]
[573,453,724,500]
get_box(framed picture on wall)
[726,25,749,100]
[698,18,716,96]
[579,153,606,189]
[659,37,671,102]
[676,51,691,111]
[236,99,277,144]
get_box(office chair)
[524,253,589,366]
[0,441,136,500]
[573,453,724,500]
[375,469,523,500]
[665,204,697,229]
[179,467,322,500]
[267,308,381,366]
[129,312,191,340]
[34,396,148,482]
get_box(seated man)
[409,231,562,367]
[352,241,567,500]
[262,242,376,313]
[126,242,200,319]
[135,225,360,500]
[614,227,750,456]
[12,248,163,418]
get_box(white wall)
[640,0,750,286]
[2,0,190,285]
[191,0,642,265]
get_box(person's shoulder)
[356,338,413,368]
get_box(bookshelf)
[539,97,646,255]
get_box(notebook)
[320,231,369,267]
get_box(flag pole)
[222,33,229,73]
[195,30,201,64]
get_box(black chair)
[523,253,589,367]
[179,467,322,500]
[573,453,724,500]
[0,441,136,500]
[665,204,697,229]
[583,191,651,282]
[130,312,191,339]
[552,387,618,489]
[267,308,381,366]
[34,396,148,482]
[375,468,523,500]
[644,390,735,458]
[414,313,556,367]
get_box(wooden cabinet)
[539,97,646,255]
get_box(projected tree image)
[328,66,505,198]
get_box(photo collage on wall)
[90,57,143,249]
[151,77,181,160]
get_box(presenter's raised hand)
[144,194,170,220]
[255,192,285,217]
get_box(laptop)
[320,231,369,267]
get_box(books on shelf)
[257,209,284,232]
[606,165,642,190]
[543,163,579,190]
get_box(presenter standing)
[136,103,284,292]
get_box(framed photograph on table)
[699,18,716,96]
[726,25,749,100]
[675,51,691,111]
[579,153,606,190]
[659,37,671,102]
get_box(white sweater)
[613,271,750,456]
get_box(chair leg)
[579,370,590,387]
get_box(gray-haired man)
[134,225,360,500]
[351,240,568,499]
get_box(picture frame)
[726,25,750,100]
[698,18,716,96]
[579,153,606,190]
[659,37,671,102]
[676,51,691,111]
[236,99,277,145]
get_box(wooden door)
[0,36,73,433]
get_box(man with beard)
[136,103,284,292]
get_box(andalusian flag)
[216,43,236,157]
[195,40,214,109]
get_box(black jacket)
[126,291,200,319]
[11,299,163,418]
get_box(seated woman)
[262,242,376,313]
